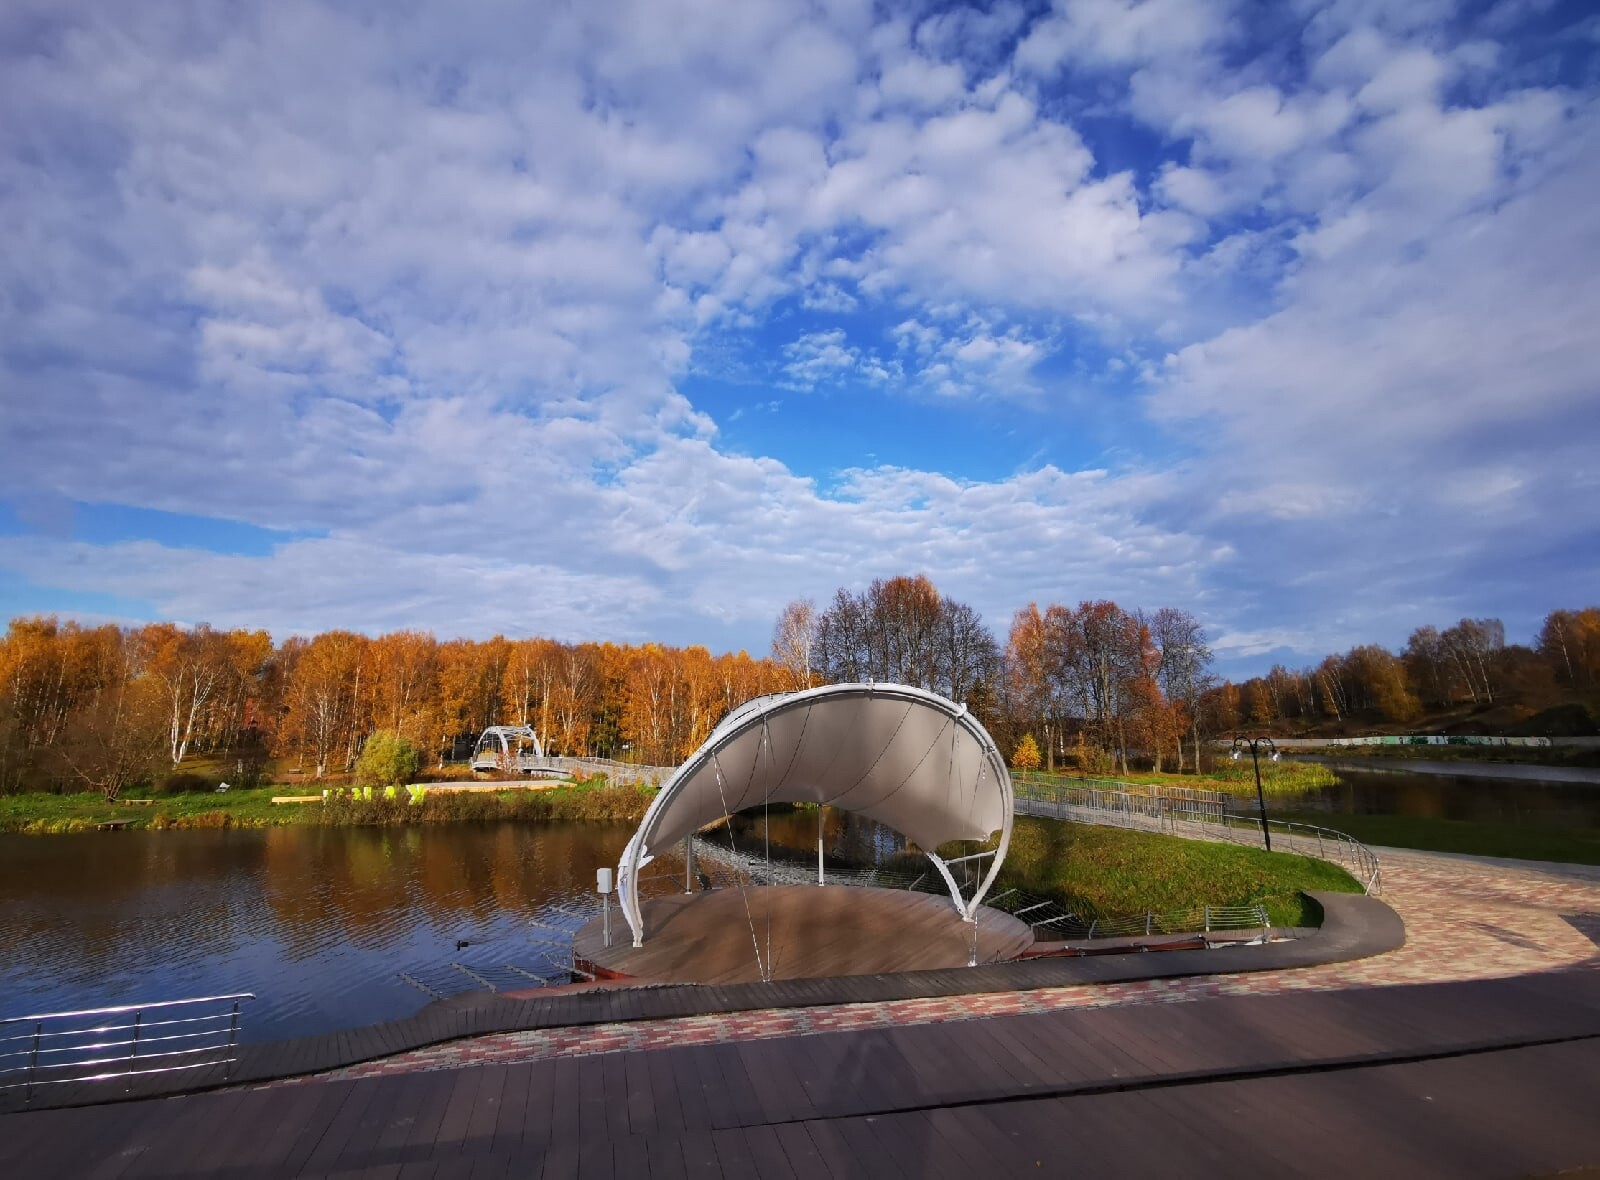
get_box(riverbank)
[1019,761,1339,797]
[1288,753,1600,784]
[1273,808,1600,865]
[0,780,655,834]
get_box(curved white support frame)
[616,683,1015,947]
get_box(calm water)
[0,813,904,1042]
[0,822,636,1042]
[1264,764,1600,829]
[6,769,1597,1042]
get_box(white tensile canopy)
[616,683,1014,947]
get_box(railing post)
[26,1021,41,1104]
[127,1011,141,1092]
[226,1000,241,1080]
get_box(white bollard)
[597,867,614,948]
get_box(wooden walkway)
[574,886,1035,984]
[0,891,1403,1113]
[4,968,1598,1177]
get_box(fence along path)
[1012,775,1382,895]
[558,760,1382,895]
[537,758,1381,894]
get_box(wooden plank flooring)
[4,970,1598,1177]
[573,885,1035,984]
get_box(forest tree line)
[0,621,786,796]
[2,578,1595,798]
[1208,609,1600,733]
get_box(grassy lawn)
[0,779,655,833]
[897,815,1360,929]
[1273,809,1600,866]
[1000,817,1359,928]
[0,786,297,832]
[1018,761,1338,797]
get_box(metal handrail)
[0,994,253,1103]
[1012,779,1381,895]
[672,837,1277,945]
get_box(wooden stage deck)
[574,886,1035,984]
[4,969,1599,1177]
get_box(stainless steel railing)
[0,993,254,1103]
[675,837,1278,944]
[1011,778,1381,895]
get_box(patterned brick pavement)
[295,848,1600,1084]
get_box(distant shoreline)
[1287,754,1600,786]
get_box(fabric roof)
[617,683,1014,945]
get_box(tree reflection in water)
[0,822,635,1041]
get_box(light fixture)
[1230,734,1278,852]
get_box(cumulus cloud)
[0,0,1595,671]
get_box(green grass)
[0,778,655,834]
[1273,809,1600,865]
[888,816,1360,929]
[1017,761,1338,797]
[1293,744,1600,769]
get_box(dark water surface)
[1265,764,1600,830]
[0,822,635,1042]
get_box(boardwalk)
[315,845,1600,1081]
[4,969,1599,1176]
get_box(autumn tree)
[1539,608,1600,688]
[1011,733,1042,771]
[54,629,165,801]
[1151,607,1214,771]
[771,598,818,690]
[434,637,508,763]
[1005,604,1059,771]
[369,631,440,749]
[549,642,598,756]
[815,575,1000,709]
[135,623,236,765]
[280,631,367,778]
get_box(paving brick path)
[298,847,1600,1084]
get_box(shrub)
[353,731,421,788]
[157,771,214,795]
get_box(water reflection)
[0,822,636,1042]
[725,806,904,869]
[1255,766,1600,829]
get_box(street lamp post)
[1231,735,1279,852]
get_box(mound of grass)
[1004,817,1359,927]
[889,816,1360,929]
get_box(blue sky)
[1,0,1598,680]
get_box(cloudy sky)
[1,0,1596,678]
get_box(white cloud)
[0,0,1595,672]
[1015,0,1233,74]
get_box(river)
[0,812,905,1044]
[1268,761,1600,829]
[5,764,1596,1042]
[0,823,635,1043]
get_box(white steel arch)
[469,725,544,771]
[616,683,1014,947]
